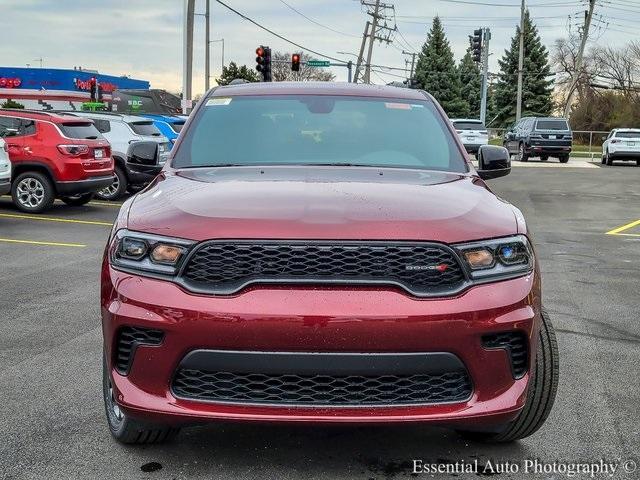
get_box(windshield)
[60,122,102,139]
[536,119,569,131]
[615,131,640,138]
[173,95,467,173]
[453,121,485,130]
[129,121,161,136]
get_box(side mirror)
[477,145,511,180]
[127,141,159,167]
[126,141,163,176]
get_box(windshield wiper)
[303,163,373,167]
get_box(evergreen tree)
[458,50,482,119]
[493,10,554,127]
[216,62,259,86]
[414,17,468,117]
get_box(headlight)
[109,229,195,276]
[454,235,534,281]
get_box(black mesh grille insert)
[482,331,528,378]
[180,241,465,296]
[172,370,472,406]
[115,326,164,375]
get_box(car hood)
[127,166,518,243]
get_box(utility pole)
[480,28,491,124]
[402,50,417,82]
[515,0,525,121]
[563,0,596,117]
[205,0,210,91]
[363,0,381,84]
[353,21,370,83]
[354,0,396,84]
[182,0,195,114]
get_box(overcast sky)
[3,0,635,95]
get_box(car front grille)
[482,331,528,378]
[172,370,472,406]
[114,326,164,375]
[179,241,466,296]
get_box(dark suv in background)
[504,117,572,163]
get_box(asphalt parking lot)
[1,161,639,480]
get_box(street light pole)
[205,0,210,91]
[182,0,195,114]
[515,0,525,121]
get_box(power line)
[215,0,348,63]
[438,0,582,7]
[277,0,360,38]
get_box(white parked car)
[450,119,489,155]
[602,128,640,166]
[61,112,171,200]
[0,138,11,196]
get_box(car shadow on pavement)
[122,422,532,479]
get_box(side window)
[93,119,111,133]
[20,120,36,136]
[608,131,615,139]
[0,117,20,137]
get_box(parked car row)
[0,108,182,212]
[454,116,640,166]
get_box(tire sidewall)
[11,171,55,213]
[96,166,127,201]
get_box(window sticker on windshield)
[206,97,232,106]
[410,104,424,108]
[384,102,412,110]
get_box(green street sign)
[307,59,330,67]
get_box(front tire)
[559,155,569,164]
[60,193,93,206]
[103,354,180,444]
[457,309,559,443]
[96,165,127,201]
[11,171,55,213]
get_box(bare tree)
[592,44,640,100]
[553,35,600,109]
[271,52,335,82]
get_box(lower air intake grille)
[114,326,164,375]
[482,331,528,378]
[179,240,465,297]
[172,370,472,406]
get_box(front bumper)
[56,175,115,195]
[0,178,9,196]
[101,263,541,427]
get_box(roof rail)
[228,78,251,85]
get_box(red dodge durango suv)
[101,82,558,444]
[0,109,113,212]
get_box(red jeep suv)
[101,83,558,444]
[0,110,113,212]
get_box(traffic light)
[255,45,272,82]
[291,53,301,72]
[471,29,483,63]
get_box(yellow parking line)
[87,200,123,207]
[613,233,640,238]
[606,219,640,235]
[0,237,86,248]
[0,213,112,226]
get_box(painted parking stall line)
[606,219,640,237]
[0,237,86,248]
[0,212,113,227]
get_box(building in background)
[0,66,149,110]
